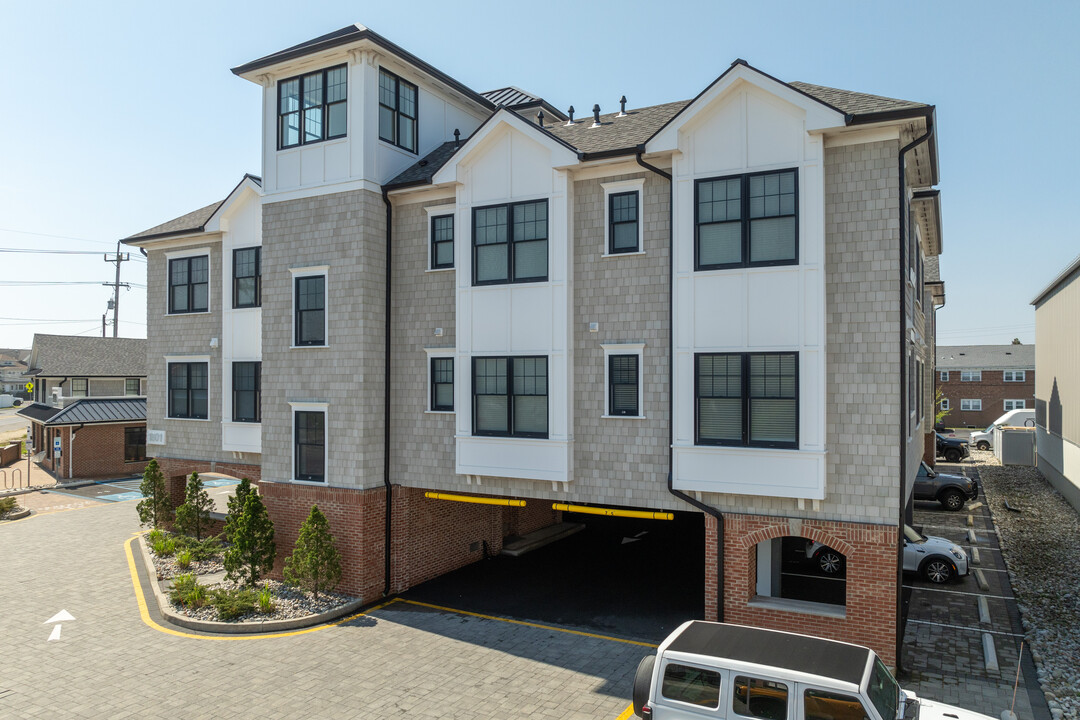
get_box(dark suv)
[935,433,969,463]
[914,461,978,510]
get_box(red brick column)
[705,514,718,621]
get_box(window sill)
[748,595,846,619]
[290,345,330,349]
[425,267,454,273]
[601,250,645,259]
[224,420,261,426]
[425,410,455,415]
[601,414,647,420]
[166,417,212,422]
[287,478,328,486]
[164,311,211,317]
[230,306,261,312]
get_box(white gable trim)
[647,63,846,153]
[432,109,579,185]
[204,176,263,233]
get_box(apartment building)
[124,24,943,665]
[937,344,1035,428]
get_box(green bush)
[152,537,176,557]
[169,573,207,608]
[224,492,276,588]
[174,472,214,540]
[136,459,173,530]
[190,537,222,562]
[256,585,276,614]
[224,478,256,544]
[176,550,193,570]
[284,505,342,599]
[146,529,165,546]
[0,497,16,517]
[209,587,257,621]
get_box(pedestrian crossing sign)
[25,382,33,393]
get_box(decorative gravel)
[151,552,224,580]
[972,449,1080,720]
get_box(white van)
[970,408,1034,450]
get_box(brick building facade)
[937,345,1035,428]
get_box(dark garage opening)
[403,510,706,643]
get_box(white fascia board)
[432,109,579,185]
[204,177,263,234]
[126,232,221,252]
[647,65,847,153]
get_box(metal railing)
[1,467,26,491]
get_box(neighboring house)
[0,351,29,394]
[124,24,944,666]
[17,334,148,479]
[937,345,1035,428]
[1032,254,1080,510]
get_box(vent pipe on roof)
[453,128,460,148]
[536,110,544,127]
[591,104,601,128]
[566,106,575,125]
[617,96,627,117]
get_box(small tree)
[284,505,342,599]
[935,387,951,427]
[224,478,255,544]
[174,472,214,540]
[136,459,173,529]
[224,492,276,588]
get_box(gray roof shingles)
[937,345,1035,370]
[788,82,929,117]
[27,334,146,378]
[124,200,223,241]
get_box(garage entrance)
[403,509,705,642]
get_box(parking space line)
[903,585,1014,601]
[615,704,635,720]
[908,619,1024,638]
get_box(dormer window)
[378,68,418,153]
[278,65,347,149]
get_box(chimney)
[617,95,627,117]
[591,104,601,128]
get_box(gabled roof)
[1032,252,1080,306]
[481,86,568,122]
[386,141,460,189]
[937,345,1035,370]
[16,402,61,424]
[545,100,690,157]
[787,82,931,122]
[25,334,147,378]
[43,398,146,426]
[123,174,261,243]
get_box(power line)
[0,281,146,288]
[0,246,145,262]
[0,227,118,246]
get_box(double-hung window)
[696,352,798,448]
[696,169,798,269]
[939,371,949,382]
[70,378,88,397]
[294,275,326,346]
[430,357,454,411]
[233,247,261,308]
[125,378,140,396]
[232,362,261,423]
[472,356,548,438]
[124,427,146,463]
[602,344,645,418]
[278,65,347,149]
[169,256,209,313]
[608,192,639,254]
[1003,370,1026,382]
[294,410,325,482]
[961,399,982,411]
[431,215,454,270]
[168,362,208,419]
[960,371,981,382]
[1004,399,1026,411]
[940,398,950,411]
[378,68,417,153]
[472,200,548,285]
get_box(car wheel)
[976,441,990,451]
[922,558,954,584]
[939,489,965,511]
[815,549,845,575]
[945,448,961,463]
[632,655,655,718]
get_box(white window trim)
[1003,370,1026,382]
[960,371,981,382]
[600,178,646,258]
[961,399,982,411]
[289,265,330,349]
[289,401,329,485]
[424,347,455,414]
[600,343,646,419]
[1004,399,1027,411]
[164,246,213,316]
[940,398,950,411]
[939,371,949,382]
[164,355,212,422]
[424,204,456,273]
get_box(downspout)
[381,188,394,597]
[636,150,725,622]
[896,117,934,671]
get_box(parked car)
[914,461,978,511]
[969,408,1035,450]
[935,433,969,463]
[903,523,968,583]
[631,621,993,719]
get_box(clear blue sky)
[1,0,1076,350]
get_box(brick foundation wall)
[155,457,262,508]
[705,514,718,621]
[722,514,899,667]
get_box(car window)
[804,689,870,720]
[903,525,925,544]
[866,658,900,720]
[662,663,722,708]
[733,676,788,720]
[918,462,934,478]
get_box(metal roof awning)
[18,398,147,427]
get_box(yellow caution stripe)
[552,503,673,520]
[424,492,526,507]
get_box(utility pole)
[103,240,130,338]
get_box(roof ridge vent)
[566,106,575,125]
[617,96,627,117]
[591,104,601,128]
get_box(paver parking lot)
[1,500,644,719]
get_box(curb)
[0,479,101,497]
[0,507,31,521]
[137,535,364,634]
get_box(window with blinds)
[472,200,548,285]
[696,352,798,449]
[695,169,798,270]
[608,354,639,416]
[472,356,548,438]
[430,357,454,411]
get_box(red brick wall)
[939,372,1034,428]
[705,514,718,621]
[722,514,899,667]
[154,457,262,507]
[70,423,148,478]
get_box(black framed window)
[169,256,209,313]
[378,68,417,153]
[472,356,547,438]
[233,247,261,309]
[696,169,797,270]
[294,410,325,482]
[431,215,454,269]
[431,357,454,411]
[472,200,548,285]
[232,362,261,423]
[70,378,88,397]
[294,275,326,346]
[608,354,639,416]
[125,378,140,396]
[278,64,347,149]
[608,191,639,254]
[696,352,798,448]
[124,426,146,463]
[168,362,208,419]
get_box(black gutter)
[896,116,934,671]
[636,151,725,622]
[381,188,394,597]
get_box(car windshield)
[984,425,994,433]
[903,525,925,544]
[919,462,935,478]
[866,657,901,720]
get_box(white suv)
[632,621,994,719]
